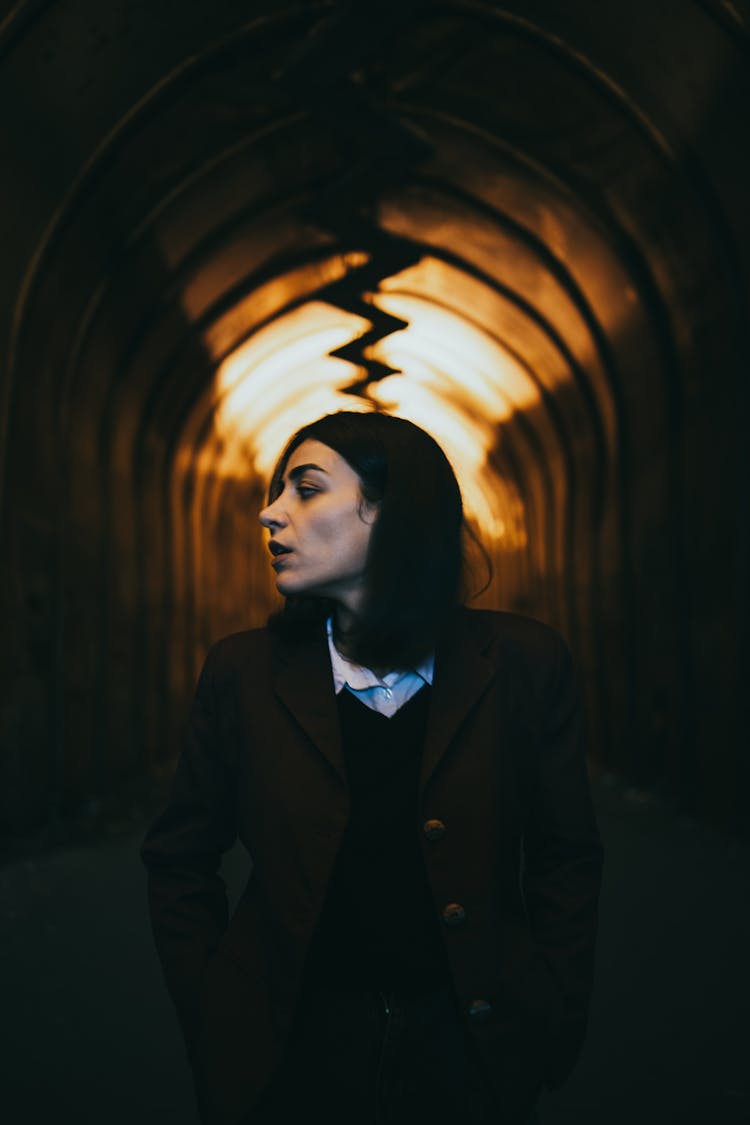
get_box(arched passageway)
[0,0,747,841]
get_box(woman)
[141,410,603,1125]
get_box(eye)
[297,483,319,500]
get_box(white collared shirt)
[325,617,434,718]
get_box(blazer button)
[441,902,466,926]
[423,818,446,840]
[468,999,493,1024]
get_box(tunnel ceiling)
[1,0,748,833]
[1,0,747,510]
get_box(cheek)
[346,519,374,564]
[318,512,370,563]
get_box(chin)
[276,576,329,602]
[276,576,312,598]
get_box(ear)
[359,498,380,525]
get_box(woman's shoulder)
[458,606,567,652]
[456,608,575,702]
[456,607,573,685]
[202,626,273,674]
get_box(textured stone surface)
[0,1,747,840]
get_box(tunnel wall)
[0,0,747,843]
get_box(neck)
[332,608,393,679]
[332,604,358,659]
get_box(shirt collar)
[326,616,434,694]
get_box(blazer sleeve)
[521,631,604,1090]
[140,641,237,1047]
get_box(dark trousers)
[251,981,541,1125]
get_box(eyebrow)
[287,463,329,481]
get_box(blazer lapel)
[420,609,496,791]
[270,609,494,793]
[272,627,347,788]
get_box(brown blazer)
[141,608,603,1125]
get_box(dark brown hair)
[267,410,487,668]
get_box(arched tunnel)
[1,0,746,841]
[2,3,750,1123]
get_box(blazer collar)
[272,625,346,786]
[420,607,495,791]
[271,608,496,793]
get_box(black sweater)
[302,684,452,995]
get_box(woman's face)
[258,439,378,612]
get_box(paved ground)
[1,778,748,1125]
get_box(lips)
[269,541,292,557]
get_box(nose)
[259,497,286,530]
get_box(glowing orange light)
[212,301,373,479]
[208,282,531,549]
[366,292,536,545]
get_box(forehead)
[284,439,356,481]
